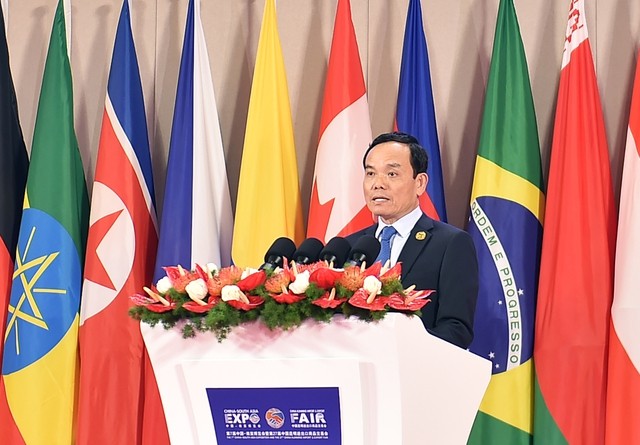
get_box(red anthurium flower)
[130,293,176,312]
[130,293,155,306]
[348,289,388,311]
[207,295,221,305]
[386,290,434,311]
[227,295,265,311]
[182,301,216,313]
[237,270,267,292]
[163,265,198,292]
[272,292,306,304]
[194,263,210,281]
[145,304,176,313]
[363,262,382,277]
[309,267,343,289]
[163,266,198,292]
[162,266,183,281]
[312,291,347,309]
[380,263,402,283]
[296,261,326,275]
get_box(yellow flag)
[232,0,304,267]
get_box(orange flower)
[218,265,245,282]
[162,267,198,293]
[265,270,292,294]
[207,265,244,297]
[337,265,366,292]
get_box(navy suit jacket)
[347,214,479,349]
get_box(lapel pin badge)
[415,231,426,241]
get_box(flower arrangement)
[129,260,433,341]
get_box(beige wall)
[5,0,640,230]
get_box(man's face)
[363,141,428,224]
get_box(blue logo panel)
[207,387,342,443]
[2,208,82,374]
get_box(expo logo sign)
[224,409,260,425]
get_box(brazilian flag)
[1,1,89,443]
[466,0,544,443]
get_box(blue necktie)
[376,225,397,265]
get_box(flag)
[154,0,233,278]
[0,3,29,443]
[466,0,543,443]
[76,1,159,443]
[232,0,304,267]
[306,0,372,243]
[533,1,616,443]
[148,0,234,441]
[396,0,447,222]
[1,0,89,443]
[604,55,640,444]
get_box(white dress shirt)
[374,206,423,266]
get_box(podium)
[142,314,491,444]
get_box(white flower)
[362,275,382,295]
[206,263,219,275]
[241,267,260,280]
[155,276,172,294]
[185,278,208,300]
[221,285,243,302]
[288,270,310,294]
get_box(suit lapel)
[397,215,433,278]
[362,225,377,237]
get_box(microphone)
[292,238,324,265]
[318,237,351,267]
[346,235,381,267]
[260,237,297,270]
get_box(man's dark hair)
[362,132,428,178]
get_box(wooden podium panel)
[142,314,491,444]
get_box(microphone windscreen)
[319,237,351,266]
[292,237,324,264]
[264,237,297,263]
[349,235,381,266]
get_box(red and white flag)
[533,1,616,444]
[605,56,640,444]
[307,0,372,242]
[77,2,161,443]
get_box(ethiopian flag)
[1,1,89,443]
[466,0,544,443]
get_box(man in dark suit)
[347,132,478,349]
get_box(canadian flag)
[307,0,373,243]
[605,56,640,444]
